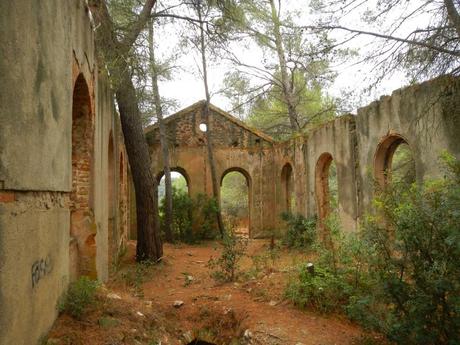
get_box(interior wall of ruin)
[355,76,460,218]
[302,115,359,233]
[148,77,460,239]
[0,1,130,344]
[147,103,278,238]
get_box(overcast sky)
[152,0,429,117]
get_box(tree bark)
[149,19,174,243]
[269,0,299,132]
[197,4,225,237]
[444,0,460,38]
[116,73,163,261]
[89,0,163,261]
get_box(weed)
[59,276,99,319]
[121,260,155,297]
[182,272,194,286]
[281,212,316,248]
[208,231,248,282]
[98,316,120,328]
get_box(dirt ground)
[46,240,385,345]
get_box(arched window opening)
[281,163,295,214]
[375,135,416,187]
[70,74,96,281]
[157,170,189,199]
[315,153,338,228]
[220,169,250,237]
[157,168,191,241]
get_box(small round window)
[199,123,207,132]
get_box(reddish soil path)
[47,240,381,345]
[139,240,367,345]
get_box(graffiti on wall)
[31,256,52,288]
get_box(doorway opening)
[220,168,251,237]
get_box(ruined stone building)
[1,1,460,345]
[147,81,460,238]
[1,2,131,344]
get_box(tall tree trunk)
[197,4,225,237]
[149,19,174,243]
[89,0,163,261]
[269,0,299,131]
[116,72,163,261]
[444,0,460,38]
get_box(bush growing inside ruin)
[351,152,460,344]
[285,264,352,313]
[286,153,460,345]
[208,231,248,282]
[281,212,317,248]
[191,193,220,240]
[285,213,371,313]
[159,189,219,243]
[160,187,193,242]
[59,276,99,319]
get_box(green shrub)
[60,276,99,319]
[281,212,316,248]
[285,212,372,314]
[192,193,220,240]
[159,186,193,242]
[285,264,352,313]
[159,190,219,243]
[356,153,460,344]
[286,154,460,344]
[208,231,248,282]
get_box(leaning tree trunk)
[89,0,163,262]
[197,5,225,237]
[116,72,163,261]
[149,19,174,243]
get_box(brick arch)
[220,167,252,237]
[281,163,294,213]
[156,166,191,193]
[315,152,335,230]
[220,167,251,187]
[70,73,96,280]
[374,133,412,187]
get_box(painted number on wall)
[31,256,52,288]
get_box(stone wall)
[0,1,131,344]
[355,76,460,216]
[298,76,460,231]
[147,102,277,238]
[147,77,460,238]
[303,116,359,233]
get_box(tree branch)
[121,0,157,51]
[303,24,460,57]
